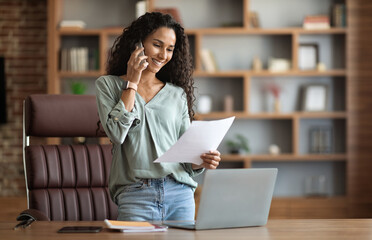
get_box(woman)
[95,12,221,221]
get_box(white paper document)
[154,116,235,165]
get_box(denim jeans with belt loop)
[117,175,195,221]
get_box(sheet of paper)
[154,116,235,165]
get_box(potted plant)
[70,80,87,95]
[226,134,250,154]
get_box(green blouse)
[95,75,203,203]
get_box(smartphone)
[135,42,146,65]
[136,42,145,56]
[57,226,102,233]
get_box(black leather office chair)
[18,94,117,221]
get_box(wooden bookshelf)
[47,0,351,218]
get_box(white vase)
[197,95,212,114]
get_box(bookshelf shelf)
[197,112,347,120]
[194,70,247,78]
[186,27,347,35]
[295,112,347,119]
[59,71,102,78]
[58,29,102,36]
[59,27,125,36]
[222,154,347,162]
[102,27,126,35]
[194,70,346,77]
[296,28,348,34]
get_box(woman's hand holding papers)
[192,150,221,170]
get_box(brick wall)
[0,0,47,196]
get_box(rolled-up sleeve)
[182,162,204,177]
[95,76,140,144]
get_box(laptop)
[165,168,277,230]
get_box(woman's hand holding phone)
[126,42,148,85]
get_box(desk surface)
[2,219,372,240]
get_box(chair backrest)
[23,94,118,221]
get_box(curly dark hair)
[107,12,195,120]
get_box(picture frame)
[302,84,328,112]
[298,43,319,70]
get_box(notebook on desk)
[165,168,277,230]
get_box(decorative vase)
[224,95,234,112]
[274,98,281,113]
[197,95,212,114]
[252,56,262,71]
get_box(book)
[105,219,154,230]
[200,49,218,72]
[60,47,97,72]
[59,20,86,29]
[120,224,168,233]
[104,219,167,233]
[268,58,291,72]
[135,0,147,19]
[70,48,77,72]
[303,15,330,30]
[249,11,260,28]
[309,127,333,154]
[88,48,99,70]
[60,49,68,71]
[332,4,346,28]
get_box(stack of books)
[303,15,330,30]
[309,127,333,154]
[60,47,99,72]
[59,20,86,30]
[332,4,346,27]
[104,219,168,233]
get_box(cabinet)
[47,0,349,218]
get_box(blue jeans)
[117,176,195,221]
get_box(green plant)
[226,134,250,154]
[70,81,87,95]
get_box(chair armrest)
[16,209,50,221]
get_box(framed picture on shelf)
[302,84,328,112]
[298,43,319,70]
